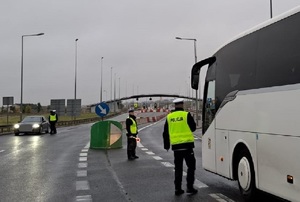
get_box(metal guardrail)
[0,118,102,135]
[0,124,13,134]
[0,113,167,135]
[0,113,122,135]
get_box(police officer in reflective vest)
[126,109,139,160]
[163,98,197,195]
[49,110,58,134]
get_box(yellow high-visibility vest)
[129,117,137,134]
[50,114,57,121]
[167,111,194,145]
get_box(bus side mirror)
[191,56,216,90]
[191,74,199,90]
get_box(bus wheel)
[237,149,256,201]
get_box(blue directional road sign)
[95,102,110,117]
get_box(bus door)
[191,56,217,172]
[202,80,217,172]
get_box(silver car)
[14,116,49,136]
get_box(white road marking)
[84,143,90,149]
[76,181,90,191]
[78,162,88,168]
[76,145,92,202]
[194,179,208,188]
[153,156,163,160]
[77,170,87,177]
[141,148,148,151]
[137,142,144,147]
[0,150,4,153]
[145,151,155,155]
[79,157,87,161]
[209,193,235,202]
[161,162,174,167]
[76,195,92,202]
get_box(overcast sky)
[1,0,299,106]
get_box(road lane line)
[145,151,155,155]
[194,179,208,188]
[153,156,163,160]
[84,143,90,149]
[137,142,144,147]
[77,170,87,177]
[76,195,92,202]
[209,193,235,202]
[79,157,87,161]
[76,181,90,191]
[78,162,88,168]
[161,162,174,167]
[76,145,92,202]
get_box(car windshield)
[22,117,41,123]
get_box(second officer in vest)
[49,110,58,134]
[126,109,139,160]
[163,98,197,195]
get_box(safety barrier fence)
[0,114,167,135]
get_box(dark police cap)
[128,109,134,113]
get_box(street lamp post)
[100,57,104,102]
[270,0,273,18]
[118,77,121,99]
[74,38,78,119]
[103,90,107,101]
[20,32,44,121]
[114,73,116,113]
[110,67,113,101]
[175,37,199,125]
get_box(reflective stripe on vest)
[50,114,57,121]
[167,111,194,145]
[129,117,137,134]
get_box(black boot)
[175,189,184,196]
[186,187,198,194]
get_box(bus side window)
[204,80,216,133]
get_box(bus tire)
[237,148,256,201]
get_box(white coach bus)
[191,6,300,202]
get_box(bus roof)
[215,5,300,54]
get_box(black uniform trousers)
[127,137,137,158]
[174,148,196,190]
[49,121,57,134]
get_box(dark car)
[14,116,49,136]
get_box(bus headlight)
[14,124,20,129]
[32,124,40,129]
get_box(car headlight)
[14,124,20,129]
[32,124,40,129]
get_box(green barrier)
[90,120,122,149]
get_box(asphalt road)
[0,114,287,202]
